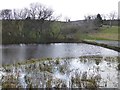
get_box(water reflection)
[2,43,119,65]
[0,56,119,88]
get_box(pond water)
[1,43,119,65]
[0,43,120,89]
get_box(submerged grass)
[1,55,119,88]
[2,55,119,69]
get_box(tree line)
[1,3,64,44]
[84,11,118,27]
[0,3,55,20]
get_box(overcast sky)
[0,0,119,21]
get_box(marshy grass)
[0,56,119,88]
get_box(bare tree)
[101,14,106,20]
[29,3,38,19]
[29,3,53,20]
[64,17,70,22]
[0,9,12,19]
[0,2,54,20]
[41,8,53,20]
[84,15,91,20]
[28,3,54,34]
[49,14,62,21]
[110,11,117,20]
[107,11,117,21]
[107,11,117,26]
[13,8,30,19]
[91,15,96,20]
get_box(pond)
[0,43,120,89]
[1,43,119,65]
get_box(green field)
[78,26,119,41]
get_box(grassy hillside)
[75,26,119,41]
[88,26,119,41]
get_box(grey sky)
[0,0,119,21]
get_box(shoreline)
[2,55,119,67]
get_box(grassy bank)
[83,26,119,41]
[79,26,120,52]
[82,40,120,52]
